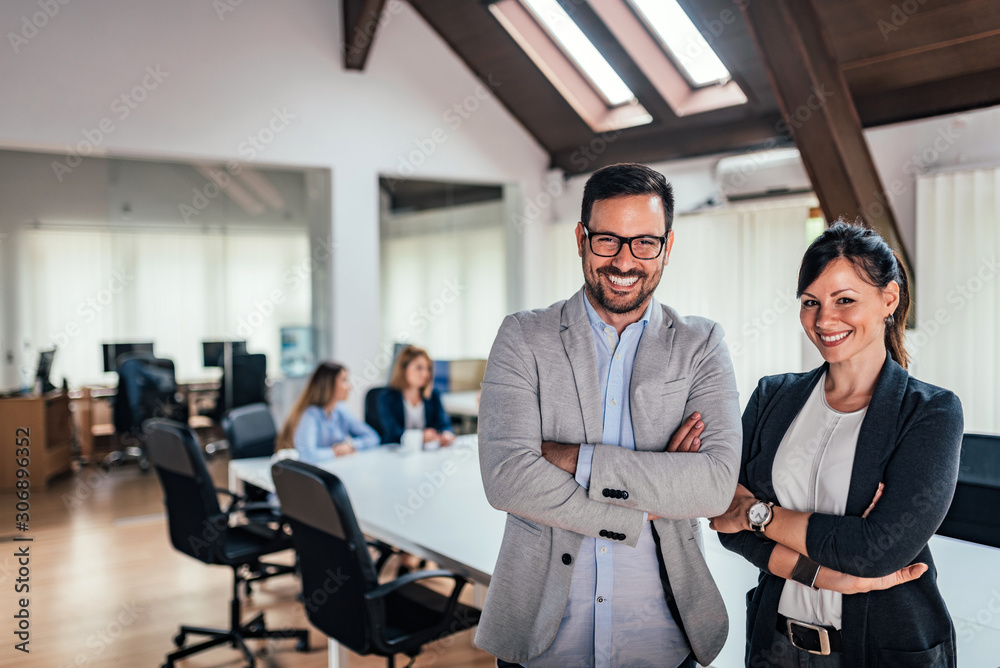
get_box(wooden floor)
[0,453,497,668]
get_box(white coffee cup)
[401,428,423,453]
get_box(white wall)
[0,0,548,402]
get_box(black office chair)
[145,419,308,668]
[365,386,386,439]
[211,352,268,419]
[110,354,188,471]
[271,460,481,668]
[938,432,1000,548]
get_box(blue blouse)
[293,403,380,464]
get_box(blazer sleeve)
[718,382,778,572]
[479,315,646,547]
[586,322,742,519]
[377,389,405,444]
[428,390,454,433]
[805,390,964,578]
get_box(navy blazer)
[719,355,963,667]
[376,387,453,444]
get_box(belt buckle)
[786,619,831,656]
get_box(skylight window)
[521,0,635,106]
[629,0,731,87]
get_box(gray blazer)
[475,288,742,665]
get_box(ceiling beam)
[343,0,386,71]
[741,0,912,272]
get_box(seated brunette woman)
[277,361,380,464]
[377,345,455,446]
[708,221,963,667]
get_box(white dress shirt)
[772,372,866,629]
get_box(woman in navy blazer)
[377,345,455,446]
[710,222,963,667]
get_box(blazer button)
[622,491,629,500]
[617,533,626,541]
[599,530,608,538]
[562,553,572,565]
[615,490,623,499]
[602,489,610,497]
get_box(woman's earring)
[884,314,895,327]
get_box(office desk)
[230,440,1000,668]
[440,390,479,435]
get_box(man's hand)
[668,412,705,453]
[708,483,755,533]
[541,441,580,475]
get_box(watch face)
[749,503,768,524]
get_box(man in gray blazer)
[476,163,741,667]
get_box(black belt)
[776,613,844,655]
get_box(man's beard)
[584,264,662,315]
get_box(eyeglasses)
[583,227,667,259]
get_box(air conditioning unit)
[714,148,812,202]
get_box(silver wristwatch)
[748,500,774,533]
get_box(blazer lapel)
[747,365,825,500]
[843,354,908,515]
[560,290,603,445]
[630,303,674,452]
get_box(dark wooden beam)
[855,67,1000,127]
[741,0,912,273]
[550,114,787,174]
[343,0,387,71]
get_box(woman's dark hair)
[797,219,910,369]
[581,163,674,233]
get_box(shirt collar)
[583,290,654,332]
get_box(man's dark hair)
[580,163,674,233]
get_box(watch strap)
[791,554,821,589]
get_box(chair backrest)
[219,353,268,413]
[222,403,277,459]
[146,419,226,564]
[271,460,379,654]
[938,432,1000,548]
[364,387,385,438]
[115,355,185,434]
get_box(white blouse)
[772,372,867,629]
[403,397,425,430]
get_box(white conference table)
[229,436,1000,668]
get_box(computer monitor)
[280,327,314,378]
[202,341,247,367]
[102,342,155,373]
[36,349,56,393]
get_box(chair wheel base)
[173,633,185,647]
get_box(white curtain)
[913,167,1000,433]
[381,225,506,361]
[20,227,310,386]
[541,197,816,407]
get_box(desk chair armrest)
[365,570,469,622]
[364,570,466,599]
[216,487,245,515]
[366,539,399,576]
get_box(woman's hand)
[332,441,356,457]
[439,431,456,446]
[708,483,756,533]
[668,412,705,453]
[862,482,885,519]
[423,428,439,443]
[818,562,927,595]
